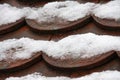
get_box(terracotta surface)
[0,52,42,72]
[0,0,120,80]
[26,16,91,34]
[92,15,120,30]
[0,20,120,80]
[0,25,52,41]
[0,0,47,7]
[0,18,25,35]
[51,22,120,41]
[42,51,116,69]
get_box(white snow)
[0,1,94,25]
[1,33,120,61]
[44,33,120,59]
[0,38,49,61]
[5,70,120,80]
[0,4,27,26]
[1,0,120,26]
[93,0,120,21]
[26,1,95,23]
